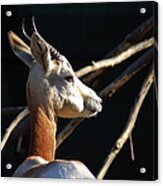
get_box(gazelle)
[8,21,102,178]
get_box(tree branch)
[104,16,153,58]
[1,108,29,150]
[56,118,85,148]
[1,106,26,115]
[56,49,153,148]
[83,16,154,83]
[2,47,153,151]
[99,48,153,98]
[1,18,155,151]
[76,37,154,77]
[97,67,154,180]
[129,134,135,161]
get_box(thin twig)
[2,18,155,149]
[5,117,30,145]
[104,16,153,58]
[56,118,84,148]
[154,71,158,103]
[2,37,152,119]
[97,67,154,180]
[2,48,153,150]
[1,108,29,150]
[1,106,27,115]
[16,135,23,153]
[76,37,154,77]
[2,38,153,117]
[129,134,135,161]
[83,16,154,83]
[99,48,153,98]
[57,49,153,148]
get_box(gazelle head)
[8,21,102,120]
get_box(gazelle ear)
[30,32,53,72]
[8,31,34,68]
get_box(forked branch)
[97,67,154,180]
[76,37,154,77]
[83,16,154,83]
[1,17,155,151]
[56,49,153,148]
[1,47,153,150]
[1,108,29,150]
[99,48,153,98]
[105,16,153,58]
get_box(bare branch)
[56,118,84,148]
[1,106,26,115]
[1,108,29,150]
[129,134,135,161]
[16,135,23,153]
[76,37,154,77]
[6,117,30,145]
[2,18,155,150]
[154,71,158,103]
[105,16,153,58]
[56,49,153,148]
[97,67,154,180]
[100,48,153,98]
[2,48,153,150]
[82,17,154,83]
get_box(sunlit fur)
[28,32,102,119]
[9,29,102,178]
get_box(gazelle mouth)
[85,100,102,113]
[85,103,102,118]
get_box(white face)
[27,32,102,119]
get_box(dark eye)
[64,75,74,83]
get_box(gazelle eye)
[64,75,74,83]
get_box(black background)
[1,1,158,180]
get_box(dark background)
[1,2,157,180]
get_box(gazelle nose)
[85,97,102,114]
[93,100,102,113]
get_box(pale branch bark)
[1,108,29,150]
[2,48,153,152]
[1,18,155,150]
[129,134,135,161]
[56,118,84,148]
[76,37,154,78]
[1,106,26,115]
[97,67,154,180]
[3,117,30,148]
[99,48,153,98]
[1,39,153,118]
[82,17,154,83]
[82,69,104,83]
[99,48,152,163]
[2,48,153,150]
[154,71,158,104]
[56,49,153,148]
[16,135,23,153]
[105,16,153,58]
[1,38,153,150]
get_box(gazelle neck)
[29,107,57,161]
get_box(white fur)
[28,55,102,118]
[13,156,95,179]
[10,31,101,179]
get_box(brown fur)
[27,84,57,161]
[29,107,56,161]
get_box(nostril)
[64,75,74,83]
[88,102,102,113]
[90,108,98,113]
[84,95,103,115]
